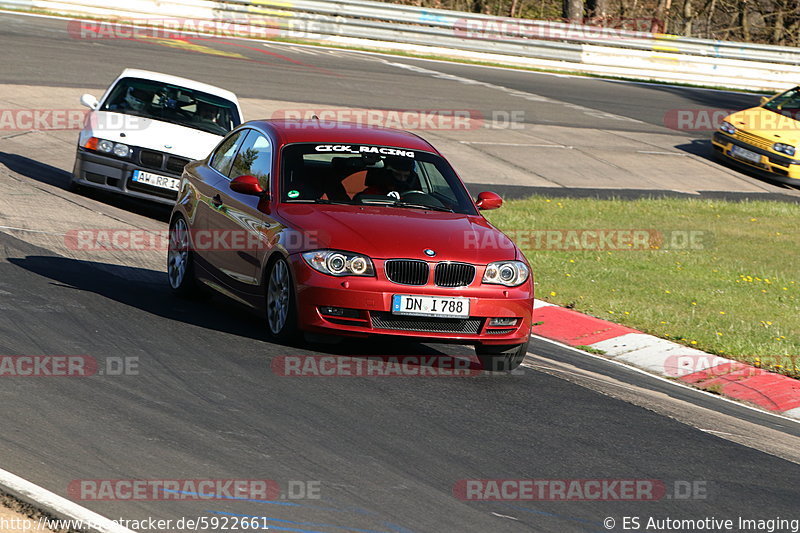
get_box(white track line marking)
[0,467,134,532]
[698,429,743,437]
[491,512,520,520]
[0,225,66,236]
[384,60,644,123]
[284,46,319,55]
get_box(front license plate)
[392,294,470,318]
[730,145,762,164]
[132,170,180,191]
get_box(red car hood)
[278,204,518,264]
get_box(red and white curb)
[532,299,800,421]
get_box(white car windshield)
[100,77,240,135]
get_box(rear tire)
[475,340,529,372]
[167,216,199,297]
[265,257,299,342]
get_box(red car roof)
[248,120,440,153]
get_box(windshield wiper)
[288,198,353,205]
[358,198,395,205]
[357,197,454,212]
[391,201,454,213]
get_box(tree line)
[382,0,800,46]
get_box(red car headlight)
[302,250,375,277]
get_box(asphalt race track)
[1,11,799,533]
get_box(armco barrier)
[2,0,798,91]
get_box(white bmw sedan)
[71,68,242,204]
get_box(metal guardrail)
[2,0,799,90]
[213,0,800,65]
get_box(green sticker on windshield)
[288,190,300,199]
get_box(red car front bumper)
[289,255,533,346]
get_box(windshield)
[100,77,240,135]
[763,87,800,117]
[280,143,478,215]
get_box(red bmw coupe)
[167,120,533,370]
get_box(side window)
[419,161,456,203]
[230,130,272,190]
[210,129,247,178]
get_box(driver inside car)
[107,86,151,113]
[196,101,219,125]
[361,156,421,197]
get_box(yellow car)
[712,87,800,185]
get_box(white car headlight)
[482,261,529,287]
[720,121,736,135]
[302,250,375,277]
[774,142,796,156]
[97,139,114,153]
[112,143,130,158]
[90,138,131,158]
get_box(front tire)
[475,340,529,372]
[265,257,298,341]
[167,216,199,296]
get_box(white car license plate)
[730,145,762,164]
[132,170,180,191]
[392,294,470,319]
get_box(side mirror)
[230,174,265,196]
[475,191,502,210]
[80,94,99,110]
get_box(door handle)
[212,194,224,208]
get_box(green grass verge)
[484,196,800,378]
